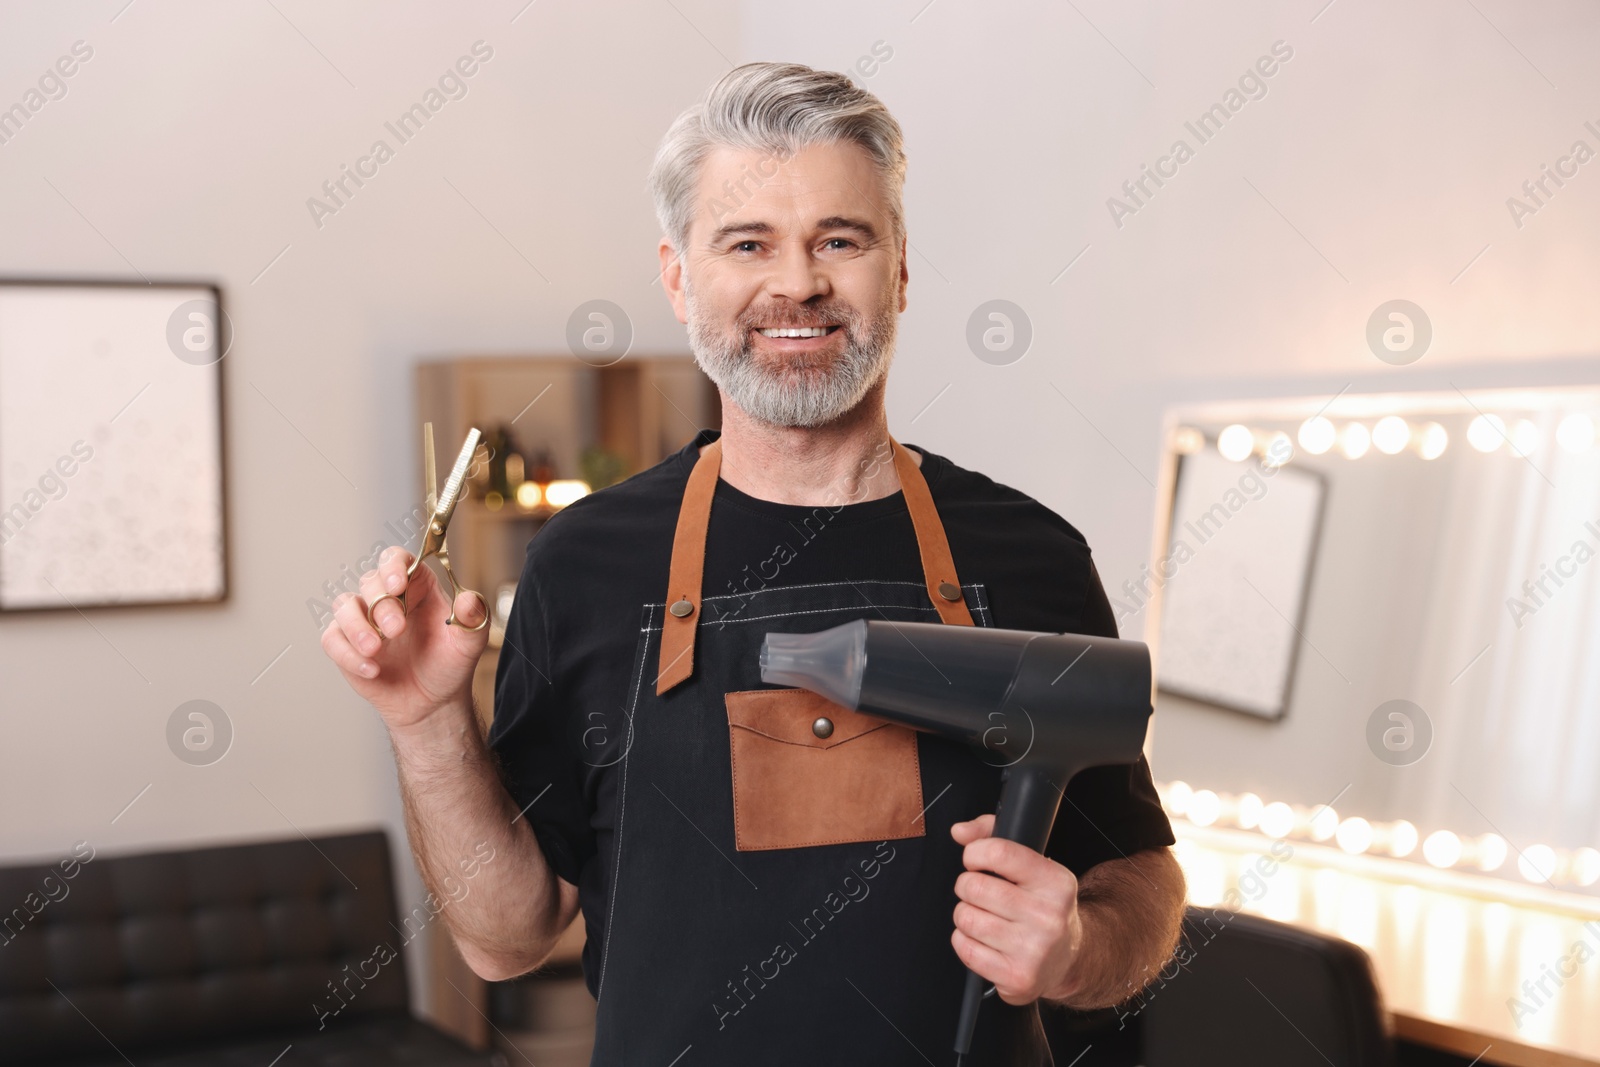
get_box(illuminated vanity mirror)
[1144,387,1600,895]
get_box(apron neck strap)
[656,434,973,697]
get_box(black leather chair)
[1139,905,1394,1067]
[0,830,501,1066]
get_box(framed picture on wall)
[0,280,229,612]
[1155,445,1325,720]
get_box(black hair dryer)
[759,619,1153,1059]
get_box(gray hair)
[648,62,907,259]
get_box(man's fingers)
[332,590,383,658]
[961,835,1056,886]
[950,928,1025,1000]
[955,869,1031,923]
[379,545,413,593]
[360,567,407,638]
[454,590,488,629]
[950,813,996,845]
[321,618,378,679]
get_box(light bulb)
[1339,422,1371,459]
[1557,413,1594,453]
[1336,817,1373,855]
[1236,793,1263,830]
[1468,414,1506,453]
[1372,416,1410,455]
[544,479,590,507]
[1218,424,1255,462]
[1261,432,1293,468]
[1518,843,1557,883]
[1418,421,1448,460]
[1388,820,1418,858]
[1476,834,1507,872]
[1164,781,1193,817]
[1571,847,1600,887]
[1260,802,1295,839]
[1309,806,1339,842]
[1423,830,1462,868]
[1298,416,1336,455]
[1188,790,1221,827]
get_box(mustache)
[736,303,859,332]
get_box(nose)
[764,241,830,304]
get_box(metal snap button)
[812,717,834,739]
[669,599,694,618]
[937,581,963,602]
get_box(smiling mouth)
[754,325,842,339]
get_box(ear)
[659,238,689,325]
[897,235,909,313]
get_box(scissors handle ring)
[366,554,489,634]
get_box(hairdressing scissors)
[369,422,488,633]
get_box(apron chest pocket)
[724,687,927,852]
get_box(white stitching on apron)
[637,584,992,632]
[596,600,659,1005]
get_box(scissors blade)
[433,427,482,533]
[423,422,438,516]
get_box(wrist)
[388,697,480,759]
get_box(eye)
[823,238,857,251]
[732,240,762,253]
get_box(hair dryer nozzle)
[759,621,868,710]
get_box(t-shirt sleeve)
[1043,556,1176,877]
[487,545,593,889]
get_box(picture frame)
[0,279,229,612]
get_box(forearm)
[389,696,571,980]
[1047,847,1187,1009]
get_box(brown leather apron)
[587,433,1050,1064]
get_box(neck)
[703,380,919,506]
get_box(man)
[324,61,1185,1064]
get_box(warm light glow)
[1336,817,1373,855]
[1261,432,1293,468]
[1218,424,1255,462]
[1468,413,1507,453]
[1372,416,1410,455]
[1418,421,1449,460]
[1518,843,1557,883]
[1339,422,1371,459]
[1572,847,1600,887]
[1164,781,1193,817]
[515,482,542,509]
[1236,792,1263,830]
[544,479,591,507]
[1260,801,1295,839]
[1298,416,1336,455]
[1557,413,1595,453]
[1309,806,1339,842]
[1423,830,1462,868]
[1188,789,1221,827]
[1173,426,1204,454]
[1510,419,1540,457]
[1476,834,1507,872]
[1388,820,1418,858]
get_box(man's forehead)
[694,142,887,237]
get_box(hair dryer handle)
[952,764,1063,1056]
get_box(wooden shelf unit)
[411,355,718,1048]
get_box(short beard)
[684,275,898,429]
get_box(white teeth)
[758,327,831,338]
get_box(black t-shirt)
[489,428,1174,1004]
